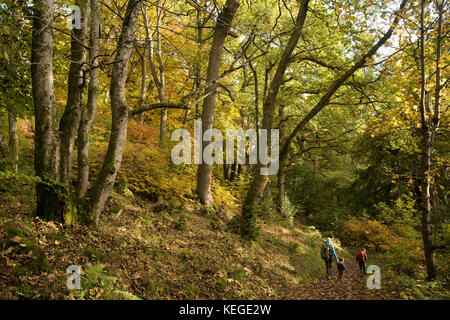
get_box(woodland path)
[286,259,397,300]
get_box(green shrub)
[280,194,296,227]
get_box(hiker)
[356,248,368,276]
[320,237,339,280]
[336,258,346,280]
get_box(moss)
[229,266,248,281]
[6,224,27,240]
[167,198,183,211]
[183,283,200,299]
[141,274,165,298]
[5,224,51,274]
[64,200,77,227]
[173,215,187,231]
[215,276,228,288]
[15,283,35,300]
[85,248,103,262]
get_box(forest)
[0,0,448,301]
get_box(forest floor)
[289,261,394,300]
[0,189,436,300]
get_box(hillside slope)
[0,188,354,300]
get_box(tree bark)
[277,104,286,210]
[31,0,65,221]
[194,8,204,119]
[0,134,7,159]
[137,5,148,131]
[8,110,19,173]
[59,0,88,186]
[196,0,240,206]
[77,0,100,200]
[84,0,142,225]
[417,0,441,281]
[149,0,167,148]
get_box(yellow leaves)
[365,57,375,66]
[338,216,402,253]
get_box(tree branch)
[130,102,189,116]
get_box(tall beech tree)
[416,0,445,280]
[31,0,64,220]
[239,0,310,236]
[59,0,88,186]
[82,0,143,225]
[195,0,240,206]
[77,0,101,199]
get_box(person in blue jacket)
[320,237,339,280]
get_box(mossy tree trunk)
[277,104,286,211]
[240,0,310,238]
[31,0,65,221]
[59,0,88,186]
[82,0,142,225]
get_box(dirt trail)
[287,260,396,300]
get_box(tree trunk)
[417,0,441,281]
[153,1,167,148]
[249,61,259,146]
[194,8,204,119]
[32,0,65,221]
[419,129,437,280]
[8,111,18,173]
[196,0,240,206]
[77,0,100,200]
[84,0,142,225]
[223,163,229,180]
[276,104,286,210]
[230,162,241,181]
[135,5,148,136]
[240,0,310,237]
[0,134,7,159]
[59,0,88,186]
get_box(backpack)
[337,262,346,271]
[320,242,330,259]
[357,252,366,263]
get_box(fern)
[111,290,142,300]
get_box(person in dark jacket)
[336,258,346,280]
[356,248,368,276]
